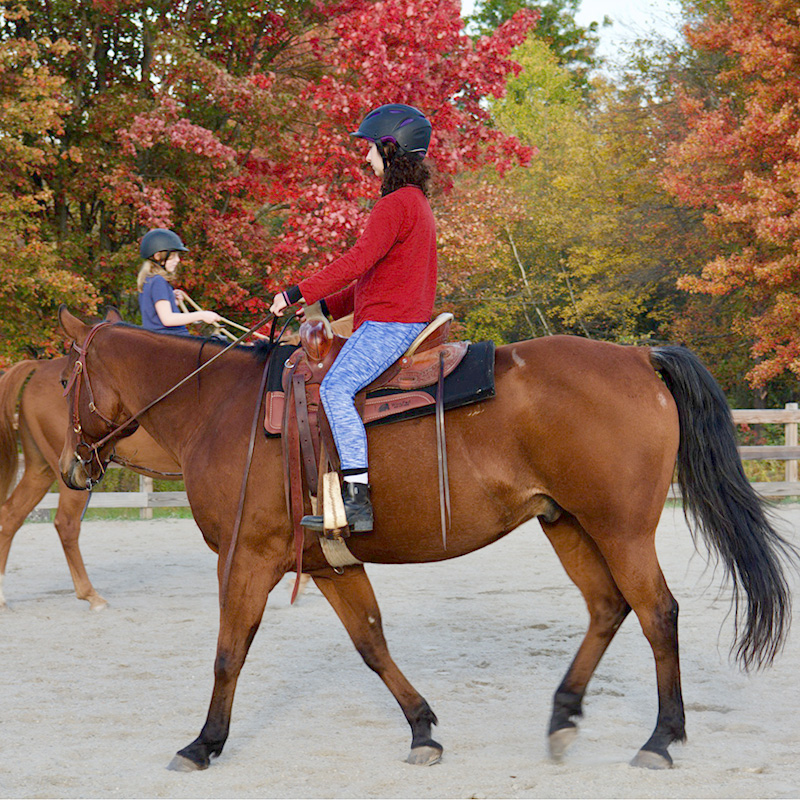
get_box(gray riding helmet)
[139,229,189,261]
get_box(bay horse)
[56,305,795,771]
[0,355,182,610]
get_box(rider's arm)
[296,194,404,305]
[323,285,354,320]
[154,300,220,327]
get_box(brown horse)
[56,306,795,772]
[0,357,182,610]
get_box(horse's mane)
[112,321,297,364]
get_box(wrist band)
[284,284,303,305]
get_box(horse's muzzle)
[59,450,106,491]
[59,455,90,490]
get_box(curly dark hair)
[380,142,431,197]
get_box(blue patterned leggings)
[320,320,426,471]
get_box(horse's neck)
[105,334,259,449]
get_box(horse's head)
[58,305,138,490]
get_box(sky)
[573,0,683,60]
[461,0,684,63]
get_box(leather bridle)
[63,321,126,487]
[63,311,311,605]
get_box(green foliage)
[467,0,608,90]
[439,36,711,347]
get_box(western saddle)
[276,313,464,579]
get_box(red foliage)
[664,0,800,385]
[0,0,537,356]
[110,0,538,311]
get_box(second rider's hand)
[270,292,289,317]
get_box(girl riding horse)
[138,228,221,334]
[270,103,438,533]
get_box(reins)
[108,454,182,478]
[220,313,299,609]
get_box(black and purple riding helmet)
[350,104,432,160]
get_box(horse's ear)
[103,306,124,323]
[58,305,90,344]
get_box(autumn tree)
[0,0,538,363]
[466,0,608,90]
[443,35,711,345]
[0,23,98,362]
[664,0,800,388]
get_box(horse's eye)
[61,379,68,389]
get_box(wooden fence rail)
[670,403,800,498]
[18,404,800,517]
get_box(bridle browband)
[63,314,277,487]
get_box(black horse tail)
[0,360,38,503]
[651,345,797,670]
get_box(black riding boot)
[301,481,374,534]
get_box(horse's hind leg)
[311,565,442,765]
[53,486,107,610]
[589,520,685,768]
[540,512,631,760]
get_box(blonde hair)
[136,251,172,292]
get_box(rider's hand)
[270,292,289,317]
[300,302,333,338]
[198,311,221,324]
[174,289,185,303]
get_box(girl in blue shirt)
[137,229,221,334]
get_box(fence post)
[139,474,153,520]
[785,402,798,485]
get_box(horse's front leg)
[168,541,287,771]
[0,455,55,608]
[53,487,108,610]
[312,565,442,765]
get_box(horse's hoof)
[406,744,443,765]
[89,597,108,612]
[548,726,578,761]
[167,754,206,772]
[630,748,673,769]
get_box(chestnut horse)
[56,306,794,772]
[0,356,182,610]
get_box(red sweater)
[298,186,437,330]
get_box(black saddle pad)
[365,339,496,427]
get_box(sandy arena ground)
[1,506,799,799]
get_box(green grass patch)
[43,506,194,522]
